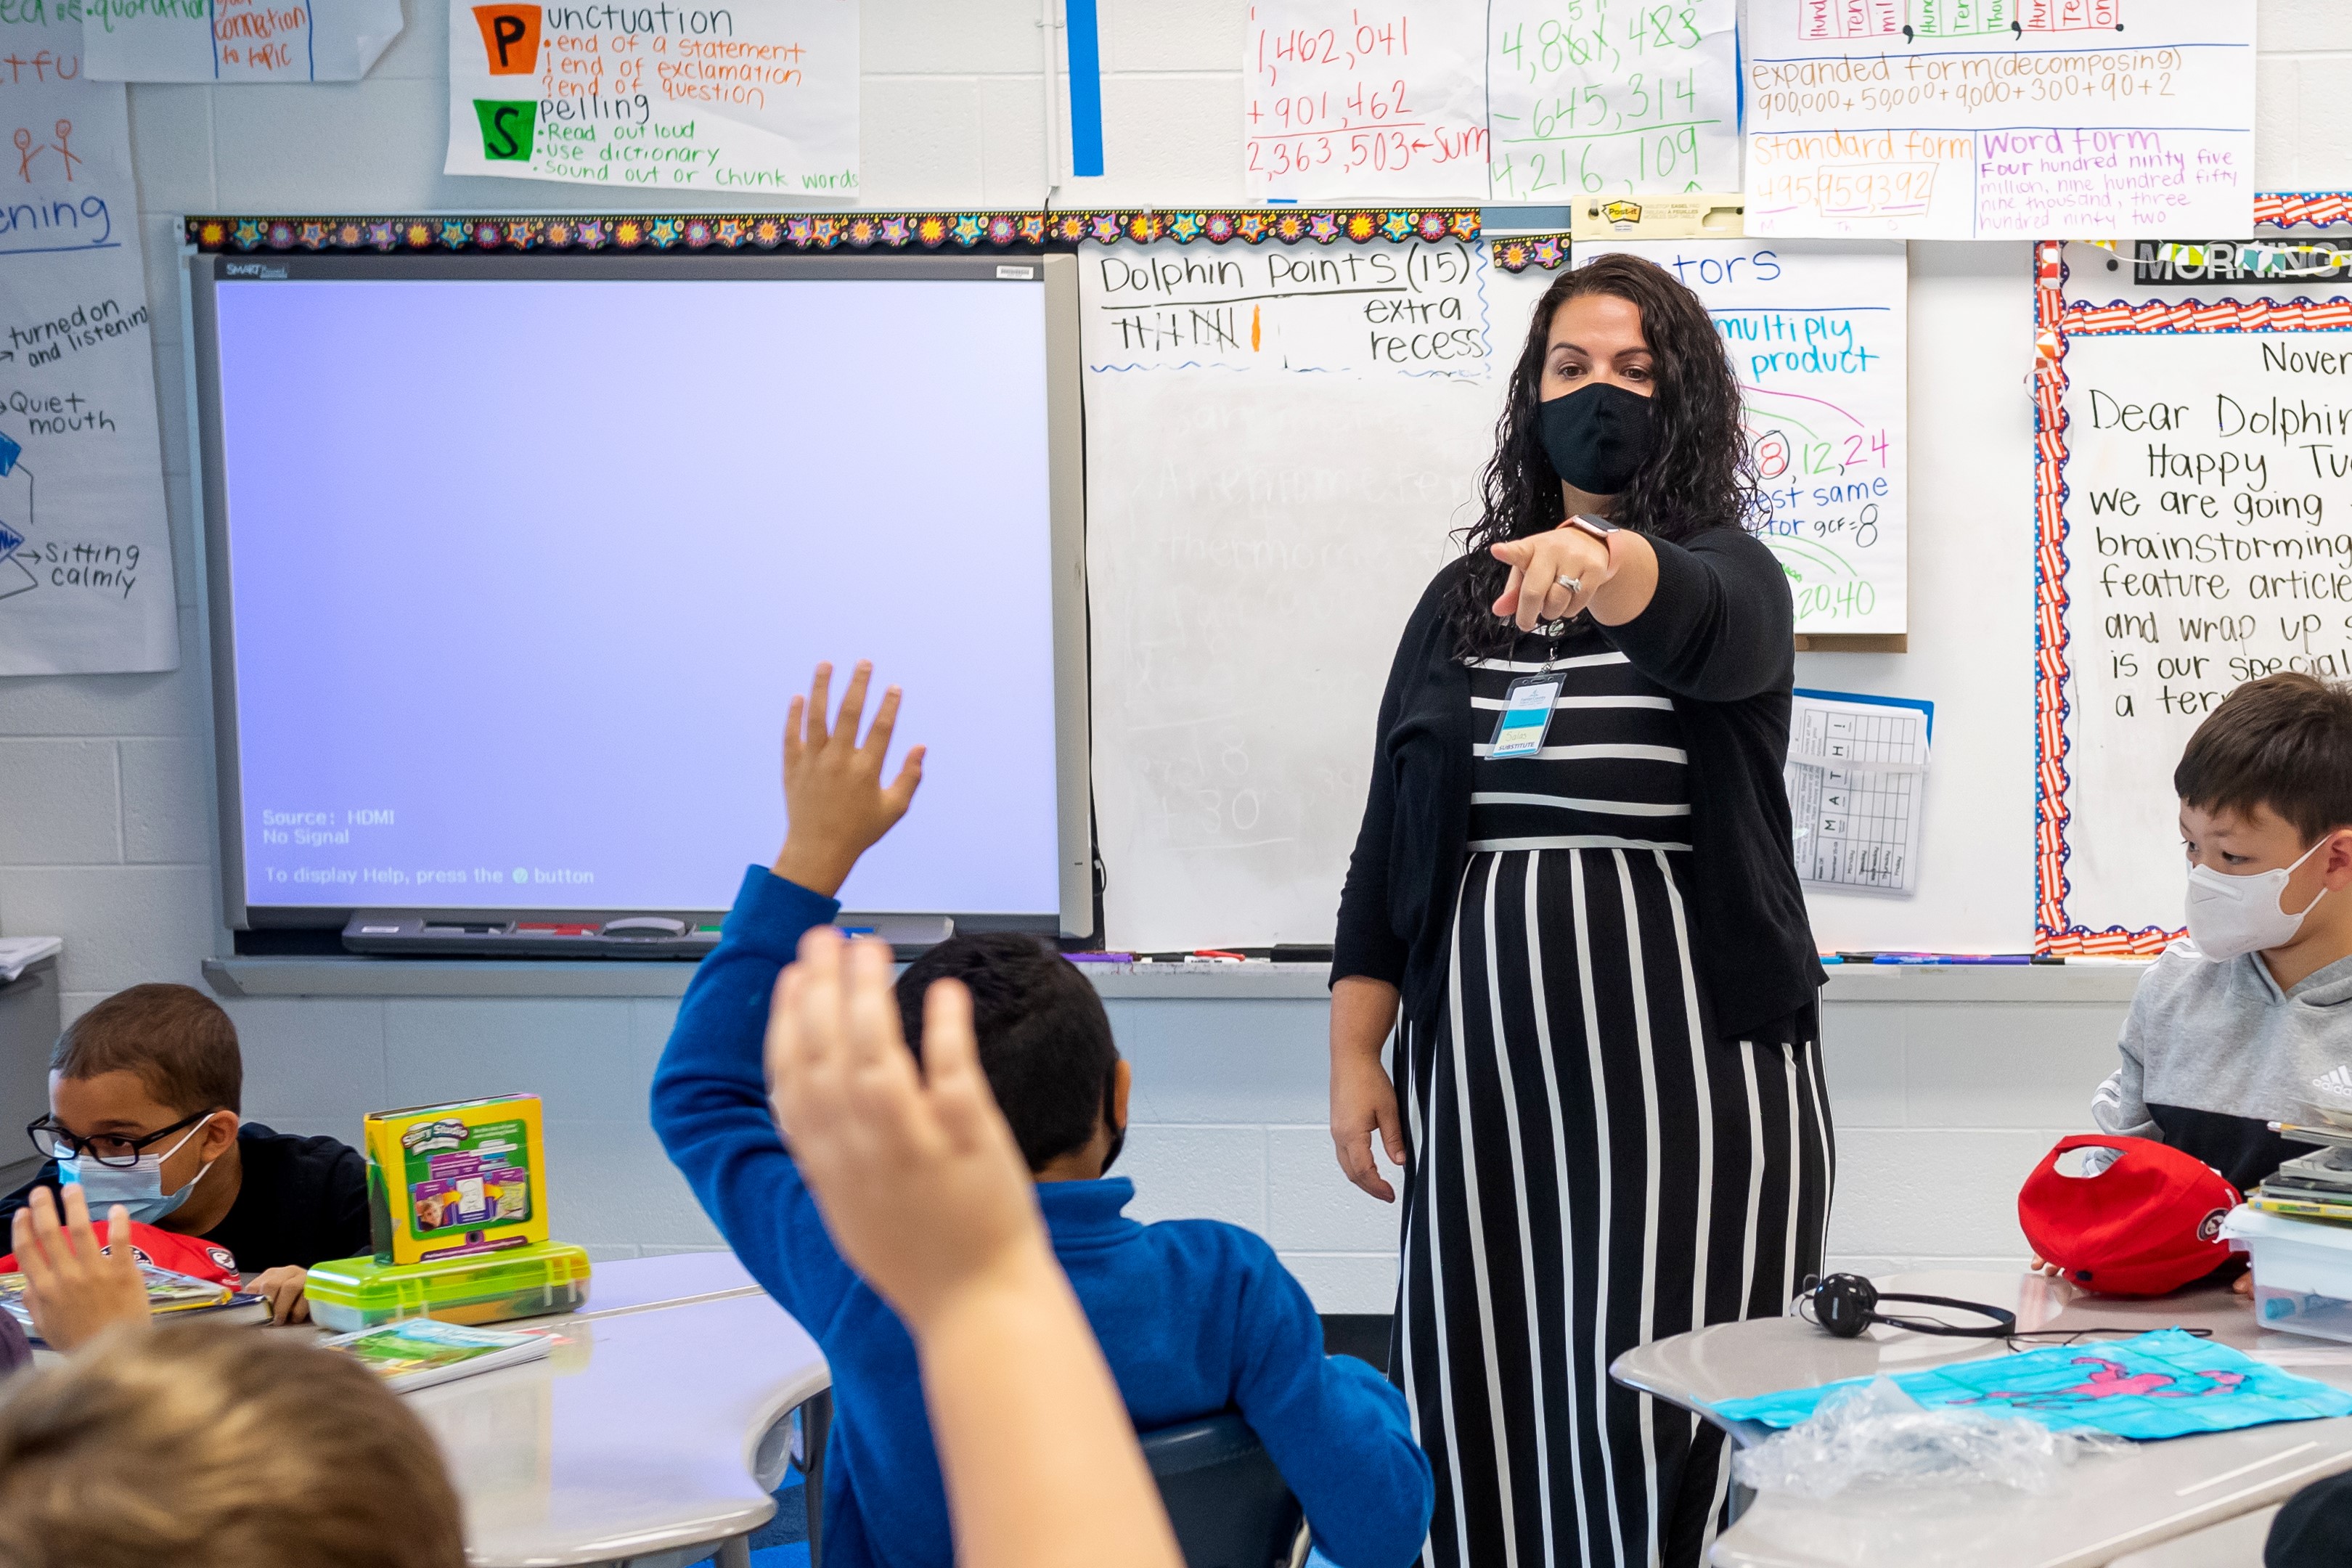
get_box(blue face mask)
[59,1118,219,1225]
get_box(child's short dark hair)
[51,984,242,1117]
[2176,672,2352,841]
[895,934,1118,1173]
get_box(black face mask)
[1537,382,1657,495]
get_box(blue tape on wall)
[1065,0,1105,178]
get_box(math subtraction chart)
[1743,0,2254,239]
[1487,0,1737,202]
[1784,690,1931,895]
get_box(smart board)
[190,253,1089,933]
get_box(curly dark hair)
[1445,251,1757,655]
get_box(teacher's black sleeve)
[1606,524,1794,703]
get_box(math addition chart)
[1243,3,1490,202]
[445,0,857,195]
[1744,0,2253,239]
[1487,0,1737,202]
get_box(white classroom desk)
[1611,1270,2352,1568]
[347,1252,820,1568]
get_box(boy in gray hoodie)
[2088,672,2352,1196]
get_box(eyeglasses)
[27,1108,213,1168]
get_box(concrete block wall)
[0,1,2336,1307]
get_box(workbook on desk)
[328,1318,552,1392]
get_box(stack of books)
[2254,1131,2352,1223]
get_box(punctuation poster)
[0,6,175,675]
[444,0,857,195]
[1080,237,1549,948]
[2053,243,2352,937]
[83,0,405,82]
[1579,238,1908,635]
[1744,0,2253,239]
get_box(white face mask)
[2184,837,2331,962]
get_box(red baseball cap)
[2019,1135,2240,1296]
[0,1216,240,1289]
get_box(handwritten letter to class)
[0,8,175,674]
[1243,2,1489,202]
[444,0,857,195]
[1488,0,1736,202]
[84,0,404,82]
[1744,0,2253,239]
[1578,239,1908,634]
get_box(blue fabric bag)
[1712,1329,2352,1441]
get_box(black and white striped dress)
[1391,621,1834,1568]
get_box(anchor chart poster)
[444,0,858,195]
[0,7,176,675]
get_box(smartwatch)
[1564,514,1620,543]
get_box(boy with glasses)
[1,983,368,1323]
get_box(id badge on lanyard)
[1490,674,1561,759]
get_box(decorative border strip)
[2031,232,2352,955]
[184,208,1482,255]
[2255,193,2352,229]
[1490,234,1570,272]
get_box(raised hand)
[772,660,926,898]
[10,1184,151,1350]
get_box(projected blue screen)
[212,274,1060,914]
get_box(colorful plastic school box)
[365,1094,549,1265]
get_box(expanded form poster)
[1487,0,1737,202]
[84,0,404,81]
[1242,1,1490,202]
[1578,237,1908,634]
[445,0,857,195]
[0,7,176,676]
[1744,0,2253,239]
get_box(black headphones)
[1797,1273,2017,1339]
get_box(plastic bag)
[1731,1375,2131,1500]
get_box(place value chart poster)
[1744,0,2253,239]
[444,0,857,195]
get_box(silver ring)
[1556,575,1583,595]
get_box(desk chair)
[1138,1411,1310,1568]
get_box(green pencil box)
[305,1239,592,1334]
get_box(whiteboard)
[1082,238,1551,949]
[1578,239,1909,635]
[2041,238,2352,949]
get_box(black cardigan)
[1332,526,1824,1040]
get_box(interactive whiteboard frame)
[185,250,1093,940]
[2031,199,2352,955]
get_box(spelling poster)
[1743,0,2253,240]
[444,0,858,195]
[83,0,406,82]
[0,8,176,676]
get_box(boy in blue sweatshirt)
[650,663,1433,1568]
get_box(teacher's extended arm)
[1494,522,1790,703]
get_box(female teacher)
[1329,253,1834,1568]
